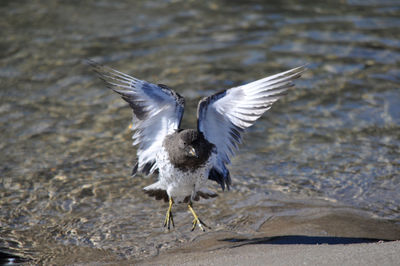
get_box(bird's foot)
[163,197,174,230]
[191,217,210,232]
[163,210,174,230]
[188,202,211,232]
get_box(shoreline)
[138,209,400,265]
[140,240,400,266]
[1,208,399,265]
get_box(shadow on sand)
[221,235,388,247]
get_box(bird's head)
[164,129,214,170]
[178,129,199,158]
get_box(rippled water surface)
[1,0,399,263]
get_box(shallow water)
[1,0,399,263]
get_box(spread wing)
[197,66,306,190]
[90,60,185,176]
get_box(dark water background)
[1,0,399,263]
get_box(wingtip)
[87,59,116,75]
[278,64,307,81]
[85,58,103,70]
[131,162,138,176]
[289,64,308,74]
[296,63,309,74]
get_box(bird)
[89,60,305,231]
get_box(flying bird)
[90,60,305,231]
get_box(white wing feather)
[197,66,306,187]
[90,61,185,175]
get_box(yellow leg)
[163,197,174,230]
[188,202,210,232]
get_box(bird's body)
[90,60,305,231]
[155,145,214,202]
[147,129,217,204]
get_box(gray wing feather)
[197,66,306,187]
[90,60,185,175]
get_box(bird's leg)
[163,197,174,230]
[188,201,210,231]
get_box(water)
[1,0,399,263]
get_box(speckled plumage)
[143,129,217,203]
[157,146,215,202]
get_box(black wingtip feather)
[208,167,231,191]
[142,161,156,175]
[131,162,138,176]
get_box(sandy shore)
[138,209,400,266]
[141,240,400,266]
[2,208,399,265]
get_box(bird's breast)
[155,147,215,199]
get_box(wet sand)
[138,208,400,266]
[2,208,399,265]
[140,240,400,266]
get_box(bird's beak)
[189,146,198,158]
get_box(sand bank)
[139,208,400,266]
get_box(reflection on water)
[0,0,399,263]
